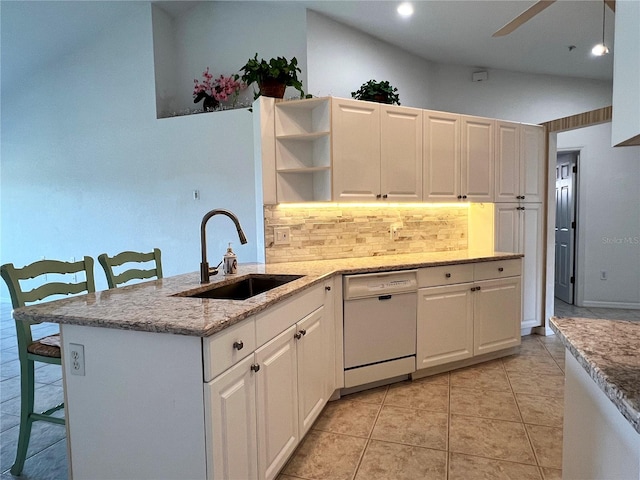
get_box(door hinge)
[572,165,577,173]
[571,221,576,229]
[570,276,575,284]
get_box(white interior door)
[555,152,577,304]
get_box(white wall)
[1,2,258,294]
[154,1,308,117]
[306,10,435,107]
[558,123,640,308]
[307,11,612,124]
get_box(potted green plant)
[239,53,305,99]
[351,80,401,105]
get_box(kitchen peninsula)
[14,251,523,480]
[551,317,640,479]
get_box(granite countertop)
[13,251,521,338]
[550,316,640,434]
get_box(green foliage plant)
[351,79,401,105]
[239,53,305,99]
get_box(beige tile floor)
[278,334,566,480]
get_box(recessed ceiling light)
[397,2,414,18]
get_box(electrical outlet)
[390,223,402,240]
[600,271,607,280]
[69,343,85,376]
[274,227,291,245]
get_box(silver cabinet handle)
[445,273,451,278]
[325,286,331,291]
[250,363,260,373]
[295,329,306,340]
[233,341,244,350]
[498,267,504,272]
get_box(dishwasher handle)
[378,294,392,300]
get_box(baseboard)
[581,300,640,310]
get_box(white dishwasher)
[343,270,417,388]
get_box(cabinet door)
[255,326,299,480]
[520,125,545,203]
[423,110,461,201]
[520,203,544,329]
[473,276,522,356]
[461,115,495,202]
[296,306,330,437]
[494,203,521,254]
[381,105,423,201]
[417,283,474,369]
[206,355,258,480]
[332,98,381,201]
[495,121,520,202]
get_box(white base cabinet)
[417,260,522,370]
[206,355,259,480]
[206,282,335,480]
[256,325,299,480]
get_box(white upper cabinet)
[332,98,381,201]
[461,115,495,202]
[332,98,422,202]
[520,124,545,203]
[495,121,544,203]
[380,105,423,201]
[423,110,461,201]
[423,111,494,202]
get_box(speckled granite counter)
[13,251,521,337]
[551,316,640,434]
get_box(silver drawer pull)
[445,273,451,278]
[378,295,392,301]
[233,340,244,351]
[250,363,260,373]
[498,267,504,272]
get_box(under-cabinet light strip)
[276,202,471,209]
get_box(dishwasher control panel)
[343,270,417,300]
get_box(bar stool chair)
[0,257,96,475]
[98,248,162,288]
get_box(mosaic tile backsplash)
[264,204,469,263]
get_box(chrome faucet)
[200,209,248,283]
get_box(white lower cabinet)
[473,276,522,355]
[206,355,259,480]
[256,325,300,480]
[416,260,522,370]
[206,284,335,480]
[417,282,474,369]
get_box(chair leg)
[11,359,36,476]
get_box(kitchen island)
[551,316,640,479]
[14,251,522,480]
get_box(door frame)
[540,106,611,335]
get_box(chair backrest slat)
[98,248,162,289]
[1,257,96,308]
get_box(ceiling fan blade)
[604,0,615,12]
[492,0,556,37]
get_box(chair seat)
[27,334,61,358]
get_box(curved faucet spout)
[200,209,248,283]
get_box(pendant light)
[591,0,609,56]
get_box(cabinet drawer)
[203,318,256,382]
[474,259,522,281]
[418,264,474,288]
[255,283,324,346]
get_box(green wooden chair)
[0,257,96,476]
[98,248,163,288]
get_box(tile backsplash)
[264,204,469,263]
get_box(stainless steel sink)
[178,274,303,300]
